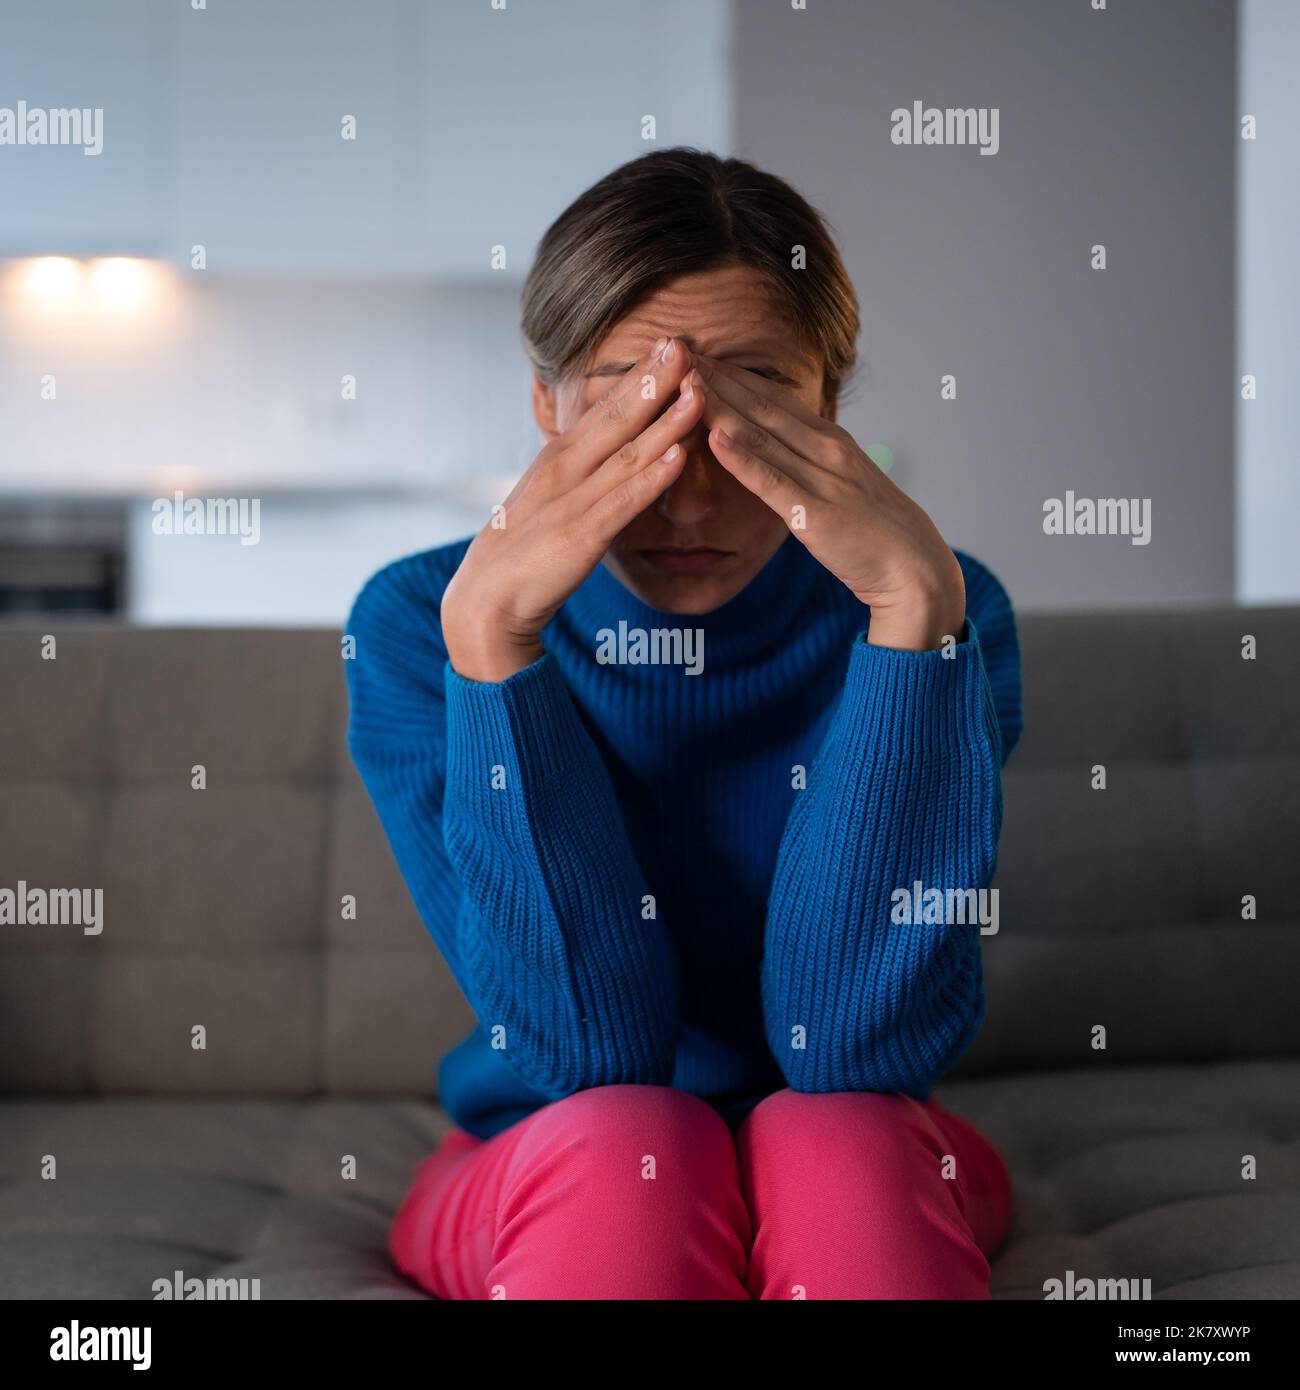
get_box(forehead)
[589,263,808,364]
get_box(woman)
[346,148,1022,1300]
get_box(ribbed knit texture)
[345,534,1022,1139]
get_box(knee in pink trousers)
[389,1084,1013,1300]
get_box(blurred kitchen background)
[0,0,1295,624]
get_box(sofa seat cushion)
[0,1097,450,1300]
[2,1057,1298,1300]
[940,1056,1300,1298]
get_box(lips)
[638,547,734,575]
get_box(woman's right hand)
[441,336,705,682]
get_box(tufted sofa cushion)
[0,627,473,1096]
[958,606,1300,1077]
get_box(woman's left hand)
[690,355,966,652]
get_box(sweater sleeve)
[760,552,1022,1098]
[344,556,678,1100]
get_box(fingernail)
[661,443,680,463]
[676,383,695,410]
[715,427,732,447]
[658,336,676,364]
[651,336,667,360]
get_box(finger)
[581,442,690,543]
[695,362,832,471]
[693,354,834,444]
[695,376,812,492]
[585,365,708,486]
[706,423,804,521]
[562,336,692,473]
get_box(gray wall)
[1238,0,1300,603]
[733,0,1236,612]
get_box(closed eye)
[738,366,799,386]
[583,362,799,386]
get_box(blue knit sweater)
[345,534,1022,1140]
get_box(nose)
[654,429,717,526]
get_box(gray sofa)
[2,609,1298,1300]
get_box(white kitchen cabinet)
[1,0,730,276]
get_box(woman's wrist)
[443,595,545,683]
[445,625,544,683]
[866,606,956,652]
[865,559,966,652]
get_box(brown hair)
[521,148,859,410]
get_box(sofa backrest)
[0,610,1295,1097]
[0,627,473,1097]
[959,605,1300,1079]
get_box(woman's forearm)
[347,560,678,1103]
[440,654,679,1097]
[760,622,1004,1097]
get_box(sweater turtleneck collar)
[556,533,829,675]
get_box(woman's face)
[533,263,830,615]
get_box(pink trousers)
[389,1084,1013,1300]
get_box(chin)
[630,573,745,615]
